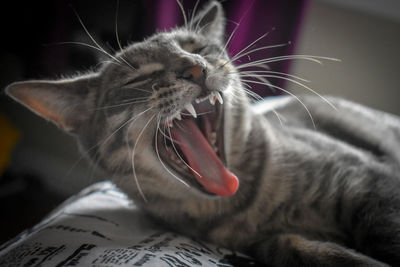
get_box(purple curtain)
[8,0,308,98]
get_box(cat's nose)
[181,65,205,81]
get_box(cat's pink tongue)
[170,119,239,196]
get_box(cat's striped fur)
[6,1,400,266]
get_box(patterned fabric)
[0,182,264,266]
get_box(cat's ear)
[191,1,225,42]
[6,74,99,133]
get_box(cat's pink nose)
[182,65,205,81]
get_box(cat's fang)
[216,92,223,104]
[210,132,217,145]
[209,92,216,105]
[175,113,182,120]
[185,103,197,118]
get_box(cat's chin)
[154,94,230,197]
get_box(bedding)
[0,182,260,266]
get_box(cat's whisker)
[259,64,271,70]
[173,119,189,133]
[236,79,285,127]
[218,22,240,59]
[193,4,216,33]
[242,87,264,102]
[228,43,289,66]
[118,96,150,101]
[218,69,274,99]
[241,88,261,103]
[189,0,201,32]
[239,73,337,111]
[108,96,150,102]
[157,123,175,143]
[99,107,154,152]
[155,115,191,187]
[238,55,324,68]
[114,0,124,54]
[227,89,243,104]
[87,154,103,185]
[48,41,125,69]
[241,79,316,129]
[196,21,214,35]
[237,73,276,94]
[237,70,310,83]
[109,96,150,103]
[240,73,272,87]
[122,87,152,94]
[101,95,187,111]
[151,83,158,92]
[64,150,94,182]
[271,109,285,128]
[91,107,155,189]
[72,8,123,66]
[94,60,125,69]
[176,0,188,30]
[93,100,149,110]
[130,114,157,202]
[160,116,201,178]
[236,55,340,70]
[219,32,270,70]
[217,1,258,61]
[195,110,214,117]
[220,81,243,104]
[65,106,153,189]
[114,0,136,71]
[180,110,213,117]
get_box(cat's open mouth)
[156,92,239,197]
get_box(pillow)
[0,182,259,266]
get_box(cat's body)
[6,2,400,266]
[138,95,400,266]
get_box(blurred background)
[288,0,400,116]
[0,0,399,244]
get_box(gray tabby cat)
[6,1,400,266]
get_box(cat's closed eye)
[192,46,206,54]
[181,40,207,55]
[124,70,164,87]
[124,75,149,86]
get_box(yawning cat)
[6,1,400,266]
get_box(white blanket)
[0,182,259,266]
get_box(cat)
[5,1,400,266]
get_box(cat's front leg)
[252,234,388,267]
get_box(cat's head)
[6,1,249,201]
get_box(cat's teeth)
[216,92,223,104]
[209,92,216,105]
[185,103,197,118]
[175,113,182,120]
[166,120,173,128]
[210,132,217,145]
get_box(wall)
[287,0,400,115]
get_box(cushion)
[0,182,260,266]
